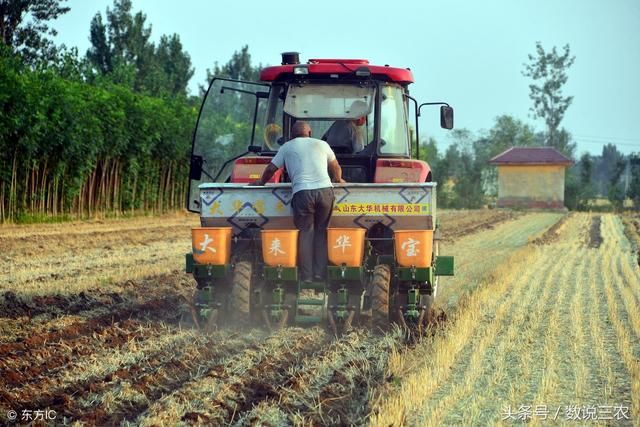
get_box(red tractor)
[186,52,454,333]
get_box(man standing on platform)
[253,121,344,282]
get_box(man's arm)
[251,163,279,185]
[328,158,345,183]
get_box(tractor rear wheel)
[229,261,252,327]
[370,264,391,331]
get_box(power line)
[574,134,640,143]
[573,138,640,148]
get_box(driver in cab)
[322,100,368,154]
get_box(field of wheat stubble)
[1,210,637,425]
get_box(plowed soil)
[1,210,637,425]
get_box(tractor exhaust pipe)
[281,52,300,65]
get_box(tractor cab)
[187,53,453,212]
[262,77,411,184]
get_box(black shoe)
[301,277,313,284]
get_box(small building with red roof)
[489,147,573,209]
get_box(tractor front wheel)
[370,264,391,332]
[229,261,252,327]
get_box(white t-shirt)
[271,137,336,194]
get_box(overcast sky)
[53,0,640,156]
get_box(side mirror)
[440,105,454,130]
[248,145,262,153]
[189,155,203,180]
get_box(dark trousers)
[291,188,335,281]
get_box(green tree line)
[0,0,267,223]
[0,0,202,222]
[0,46,196,222]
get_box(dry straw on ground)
[1,211,638,425]
[370,213,638,426]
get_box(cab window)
[262,84,285,151]
[379,84,410,156]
